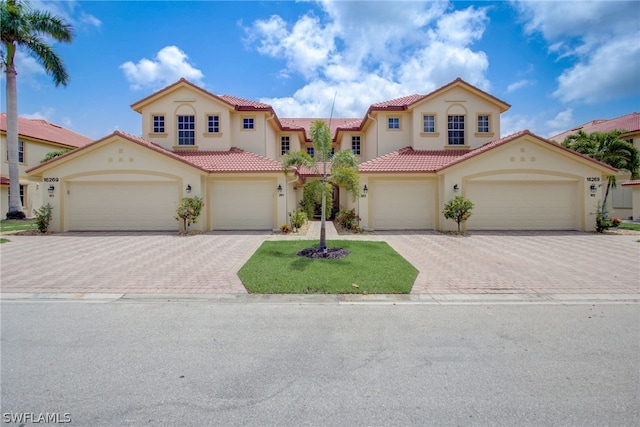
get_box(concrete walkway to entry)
[1,222,638,298]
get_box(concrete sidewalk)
[1,223,639,298]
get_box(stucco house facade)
[1,113,92,218]
[26,78,616,232]
[550,112,640,220]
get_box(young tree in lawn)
[1,0,73,219]
[283,120,360,253]
[562,129,639,218]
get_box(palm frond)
[282,150,315,175]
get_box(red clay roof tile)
[0,113,92,148]
[175,148,283,173]
[550,112,640,142]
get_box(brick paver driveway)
[1,229,638,295]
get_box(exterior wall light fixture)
[590,184,597,194]
[277,184,283,194]
[361,184,368,197]
[453,184,459,192]
[48,185,55,194]
[186,184,192,193]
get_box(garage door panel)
[467,181,579,230]
[371,180,434,229]
[67,182,178,231]
[210,181,274,230]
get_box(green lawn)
[0,219,37,233]
[238,240,418,294]
[618,222,640,231]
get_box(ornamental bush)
[443,196,474,234]
[335,208,361,231]
[175,197,204,233]
[289,208,308,230]
[34,203,53,233]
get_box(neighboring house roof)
[550,112,640,142]
[27,130,283,175]
[0,113,92,148]
[0,176,9,186]
[279,118,362,139]
[359,130,618,174]
[622,179,640,186]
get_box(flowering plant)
[175,196,204,233]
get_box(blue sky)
[2,0,639,140]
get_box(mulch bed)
[297,247,350,259]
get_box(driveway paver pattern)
[1,224,638,295]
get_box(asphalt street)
[1,300,638,426]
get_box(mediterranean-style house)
[24,77,617,232]
[1,113,92,218]
[550,112,640,221]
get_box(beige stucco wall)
[1,134,73,217]
[28,135,205,232]
[138,86,235,152]
[629,185,640,221]
[411,86,502,151]
[438,136,614,232]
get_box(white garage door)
[371,180,435,229]
[210,180,274,230]
[67,182,179,231]
[466,181,579,230]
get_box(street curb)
[1,292,638,304]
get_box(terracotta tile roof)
[175,148,283,173]
[296,162,332,177]
[0,176,9,185]
[621,179,640,186]
[359,147,468,173]
[279,118,362,140]
[370,94,426,110]
[359,130,618,174]
[27,130,282,175]
[0,113,92,148]
[550,112,640,142]
[218,94,272,111]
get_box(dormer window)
[448,115,465,145]
[423,115,435,133]
[177,115,195,145]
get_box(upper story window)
[423,115,435,133]
[307,147,314,158]
[477,115,490,133]
[177,115,195,145]
[152,115,165,133]
[388,117,400,129]
[351,136,361,155]
[7,140,24,163]
[281,136,290,155]
[243,117,254,130]
[207,115,220,133]
[448,115,465,145]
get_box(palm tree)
[562,129,640,216]
[283,120,360,253]
[1,0,73,219]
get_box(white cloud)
[500,113,537,138]
[513,0,640,104]
[32,0,101,30]
[507,79,535,93]
[245,1,491,117]
[545,108,574,133]
[120,46,204,90]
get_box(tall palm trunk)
[5,61,25,219]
